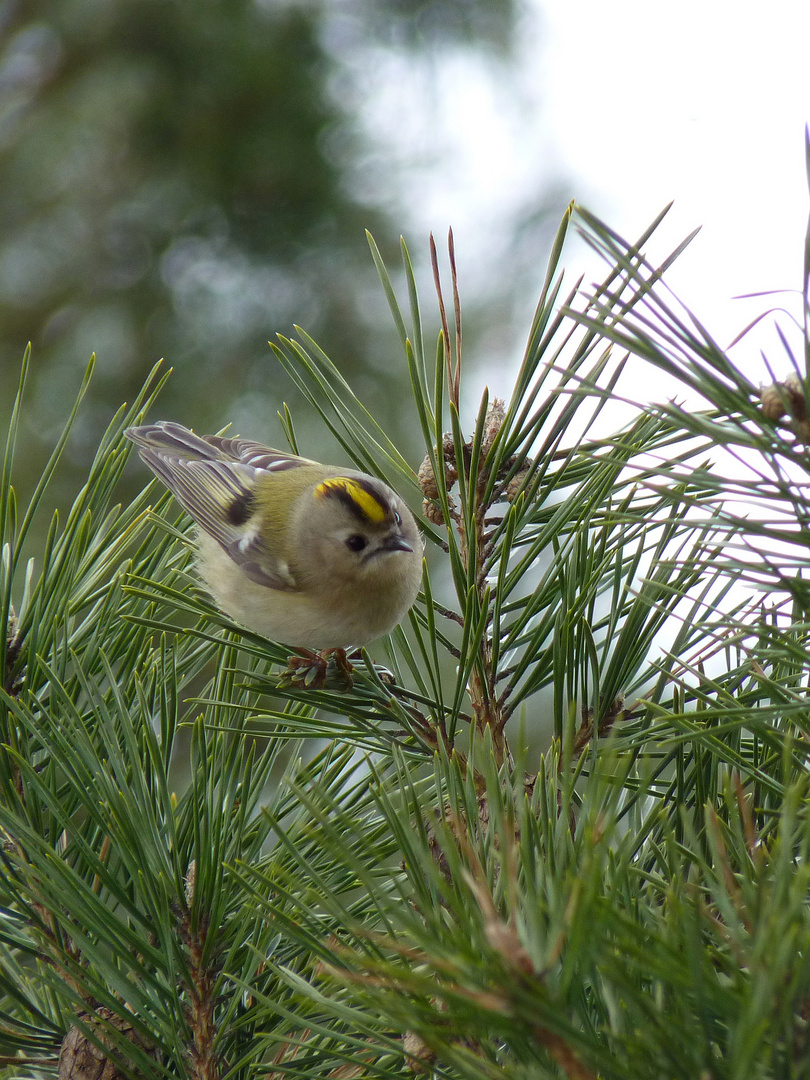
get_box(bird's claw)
[279,647,355,691]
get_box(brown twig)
[178,866,222,1080]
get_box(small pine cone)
[59,1008,156,1080]
[761,375,810,441]
[441,432,458,487]
[422,498,446,525]
[785,374,810,442]
[184,859,196,906]
[4,603,24,697]
[418,436,458,497]
[760,382,786,421]
[417,454,440,501]
[482,397,506,453]
[484,918,534,975]
[419,435,459,522]
[403,1031,436,1073]
[505,463,531,502]
[785,372,808,424]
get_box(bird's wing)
[126,422,313,591]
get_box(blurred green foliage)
[0,0,521,504]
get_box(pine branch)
[3,175,810,1079]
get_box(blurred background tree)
[0,0,562,511]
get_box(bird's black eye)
[345,534,368,552]
[393,510,402,526]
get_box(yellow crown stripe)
[315,477,387,522]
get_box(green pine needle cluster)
[2,148,810,1079]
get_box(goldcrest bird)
[125,421,422,650]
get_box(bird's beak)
[380,534,413,553]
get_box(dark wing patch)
[224,491,256,527]
[137,448,254,549]
[134,435,298,592]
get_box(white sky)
[540,0,810,348]
[352,0,810,399]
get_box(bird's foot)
[280,647,355,691]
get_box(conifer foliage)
[2,166,810,1078]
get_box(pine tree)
[2,157,810,1079]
